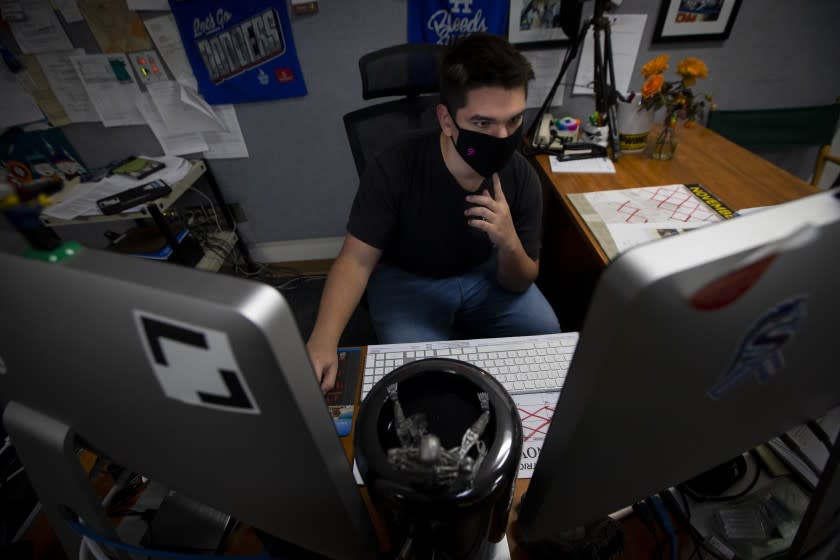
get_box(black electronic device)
[557,142,608,161]
[109,156,165,181]
[96,180,171,215]
[683,456,748,497]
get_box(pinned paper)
[54,0,84,22]
[76,0,153,53]
[0,64,44,128]
[9,0,73,53]
[573,14,647,96]
[128,49,170,84]
[136,93,209,156]
[144,14,198,90]
[70,53,144,127]
[147,81,225,134]
[201,105,248,160]
[522,50,567,109]
[36,49,99,124]
[21,54,71,126]
[127,0,170,10]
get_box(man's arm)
[464,173,538,292]
[497,245,539,293]
[307,233,382,392]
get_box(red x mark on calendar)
[518,405,555,441]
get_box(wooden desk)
[534,125,820,267]
[532,125,820,331]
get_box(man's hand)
[464,173,521,253]
[306,340,339,393]
[465,173,538,292]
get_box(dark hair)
[439,32,535,115]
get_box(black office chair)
[343,43,446,177]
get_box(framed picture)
[652,0,742,42]
[507,0,580,49]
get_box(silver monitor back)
[518,189,840,545]
[0,248,375,559]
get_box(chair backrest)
[707,104,840,148]
[344,44,446,177]
[359,43,445,100]
[343,96,441,177]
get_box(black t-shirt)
[347,130,542,278]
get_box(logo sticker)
[135,311,259,414]
[708,296,807,400]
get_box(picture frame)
[652,0,742,43]
[507,0,579,50]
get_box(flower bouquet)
[639,55,713,159]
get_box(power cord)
[646,495,677,560]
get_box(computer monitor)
[0,248,376,559]
[518,188,840,553]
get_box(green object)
[109,58,132,82]
[707,104,840,147]
[24,241,83,263]
[110,156,164,180]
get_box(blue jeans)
[366,258,561,344]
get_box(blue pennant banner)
[408,0,510,45]
[168,0,307,104]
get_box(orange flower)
[642,74,664,99]
[677,57,708,87]
[641,55,669,78]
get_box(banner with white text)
[168,0,307,104]
[408,0,509,45]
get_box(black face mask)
[449,117,522,178]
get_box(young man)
[308,33,560,392]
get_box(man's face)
[448,86,527,140]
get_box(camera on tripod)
[526,0,624,161]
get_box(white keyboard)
[361,332,579,400]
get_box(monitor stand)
[3,402,131,560]
[789,428,840,558]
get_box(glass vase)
[651,124,677,160]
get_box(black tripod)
[526,0,622,161]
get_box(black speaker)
[355,358,522,559]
